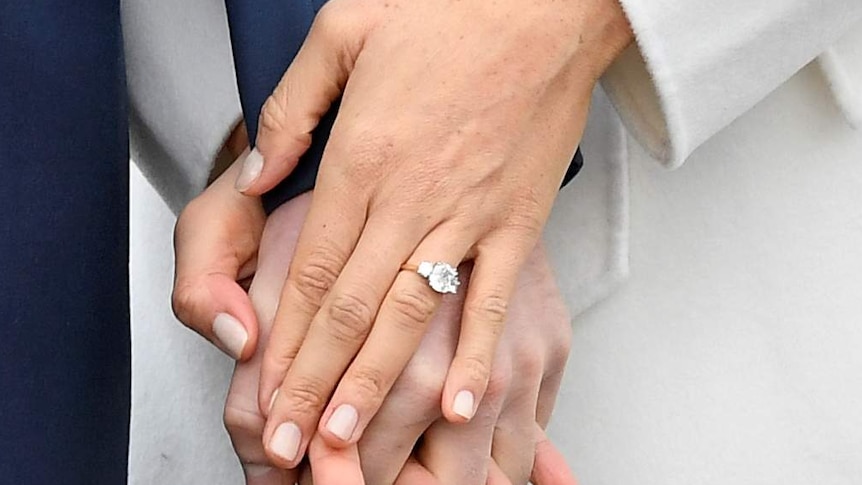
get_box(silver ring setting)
[412,261,461,294]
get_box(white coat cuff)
[124,0,243,215]
[601,0,862,168]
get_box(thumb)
[173,158,266,360]
[172,271,260,361]
[531,425,579,485]
[236,6,362,195]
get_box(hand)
[171,141,574,485]
[172,145,265,361]
[224,191,575,485]
[237,0,632,466]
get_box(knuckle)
[503,191,546,237]
[170,277,205,328]
[460,354,493,386]
[549,336,572,374]
[325,292,374,343]
[516,347,545,381]
[259,83,316,147]
[556,317,573,357]
[282,377,329,416]
[399,360,446,402]
[347,366,387,403]
[336,127,397,181]
[289,248,343,304]
[389,365,444,422]
[465,293,509,333]
[389,287,437,333]
[514,185,546,215]
[484,366,512,404]
[543,303,573,369]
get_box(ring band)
[401,261,461,294]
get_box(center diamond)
[425,262,460,294]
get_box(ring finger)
[315,224,477,447]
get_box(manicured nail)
[235,148,264,192]
[268,389,279,415]
[212,313,247,360]
[244,464,275,478]
[269,422,301,462]
[453,390,475,420]
[325,404,358,441]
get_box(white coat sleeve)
[122,0,243,214]
[601,0,862,168]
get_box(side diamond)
[417,261,434,277]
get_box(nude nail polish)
[453,390,475,420]
[325,404,358,441]
[235,148,264,192]
[269,422,301,462]
[212,313,247,360]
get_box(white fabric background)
[546,64,862,485]
[129,164,241,485]
[129,64,862,484]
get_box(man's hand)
[234,0,632,466]
[172,150,265,360]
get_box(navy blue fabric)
[225,0,583,214]
[0,2,130,483]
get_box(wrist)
[575,0,634,81]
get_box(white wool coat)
[124,1,862,483]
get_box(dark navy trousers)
[1,2,130,484]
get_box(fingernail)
[236,147,264,192]
[269,422,302,462]
[244,464,275,478]
[212,313,248,360]
[268,389,280,415]
[453,390,475,420]
[325,404,358,441]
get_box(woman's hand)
[225,190,575,485]
[238,0,632,467]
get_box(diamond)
[427,262,460,294]
[417,261,435,278]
